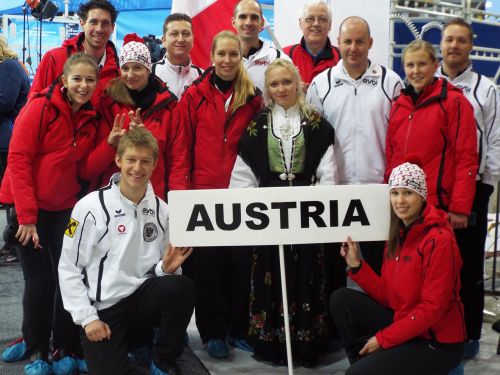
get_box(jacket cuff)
[81,313,100,328]
[155,261,182,276]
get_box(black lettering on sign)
[270,202,297,229]
[342,199,370,226]
[186,204,215,231]
[215,203,241,231]
[246,202,269,230]
[300,201,326,228]
[330,200,338,227]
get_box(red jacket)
[386,78,478,214]
[350,204,466,348]
[29,33,120,108]
[179,68,263,189]
[96,77,188,200]
[0,82,101,224]
[284,37,340,86]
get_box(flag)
[171,0,239,69]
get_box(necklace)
[271,115,296,184]
[279,113,293,141]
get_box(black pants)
[454,181,493,340]
[81,276,195,375]
[14,208,79,355]
[189,246,252,343]
[329,288,463,375]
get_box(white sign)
[168,184,390,247]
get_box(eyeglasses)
[302,16,329,25]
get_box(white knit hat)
[388,162,427,200]
[119,33,152,71]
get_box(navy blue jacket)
[0,58,30,150]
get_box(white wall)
[275,0,391,66]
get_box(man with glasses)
[284,0,340,87]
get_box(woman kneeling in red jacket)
[330,161,465,375]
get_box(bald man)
[232,0,290,91]
[307,16,403,275]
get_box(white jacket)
[243,41,290,92]
[153,54,203,99]
[437,64,500,186]
[58,174,178,327]
[307,61,403,184]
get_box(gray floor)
[1,209,500,374]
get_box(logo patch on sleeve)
[65,218,79,238]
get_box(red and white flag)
[171,0,239,69]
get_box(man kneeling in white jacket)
[59,127,194,375]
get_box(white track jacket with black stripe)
[58,173,178,327]
[307,61,403,184]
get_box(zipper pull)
[224,136,227,143]
[408,112,413,120]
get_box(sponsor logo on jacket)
[142,208,156,217]
[114,209,126,218]
[362,78,378,86]
[254,60,270,66]
[455,84,471,94]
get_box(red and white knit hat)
[119,33,152,71]
[388,161,427,200]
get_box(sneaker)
[50,349,77,375]
[150,359,182,375]
[227,337,253,352]
[448,361,464,375]
[2,338,28,362]
[51,356,77,375]
[204,338,229,359]
[463,339,480,359]
[128,346,152,367]
[24,359,53,375]
[76,358,88,373]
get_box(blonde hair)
[402,39,438,64]
[264,58,314,119]
[211,31,256,113]
[0,35,18,61]
[117,127,159,161]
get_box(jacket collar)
[300,37,334,60]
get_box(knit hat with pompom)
[119,33,152,71]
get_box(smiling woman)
[0,52,111,373]
[94,33,188,201]
[329,161,466,375]
[386,40,477,230]
[177,30,262,359]
[62,60,98,113]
